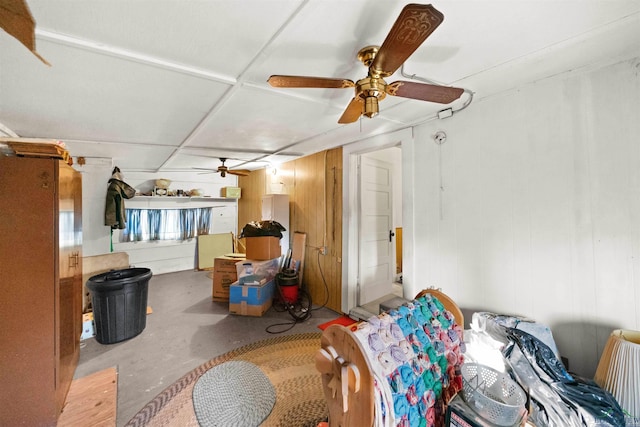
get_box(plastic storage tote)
[86,267,152,344]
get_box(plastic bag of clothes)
[240,220,286,239]
[503,328,625,427]
[468,313,625,426]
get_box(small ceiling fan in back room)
[193,158,250,178]
[268,3,464,123]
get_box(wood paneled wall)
[238,148,343,313]
[237,167,266,237]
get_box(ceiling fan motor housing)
[356,77,386,118]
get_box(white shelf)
[133,196,236,200]
[125,196,237,209]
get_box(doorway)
[351,145,404,319]
[341,127,412,317]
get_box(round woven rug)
[125,332,328,427]
[192,361,275,427]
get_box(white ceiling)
[1,0,639,172]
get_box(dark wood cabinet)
[0,156,82,426]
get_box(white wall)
[404,57,640,377]
[74,164,239,275]
[75,158,114,256]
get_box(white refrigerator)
[261,193,290,256]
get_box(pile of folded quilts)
[351,293,465,427]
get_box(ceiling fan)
[268,3,464,124]
[194,158,250,178]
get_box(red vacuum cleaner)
[276,249,310,321]
[276,268,299,304]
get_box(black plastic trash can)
[86,267,152,344]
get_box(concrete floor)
[75,269,340,426]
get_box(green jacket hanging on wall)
[105,167,135,229]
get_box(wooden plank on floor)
[292,231,307,286]
[58,367,117,427]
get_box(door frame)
[341,128,413,313]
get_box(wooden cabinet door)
[0,157,81,424]
[58,162,78,280]
[56,162,81,411]
[0,156,58,425]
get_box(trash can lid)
[86,267,152,290]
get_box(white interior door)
[358,156,394,305]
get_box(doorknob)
[389,230,395,242]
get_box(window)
[120,208,214,242]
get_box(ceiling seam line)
[158,0,313,171]
[35,29,237,85]
[154,84,240,172]
[233,0,312,85]
[57,138,180,148]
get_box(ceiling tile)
[0,39,230,145]
[185,85,346,153]
[28,0,305,78]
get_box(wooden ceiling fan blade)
[370,4,444,78]
[338,97,363,124]
[228,169,250,177]
[386,81,464,104]
[268,75,354,89]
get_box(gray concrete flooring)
[75,269,340,426]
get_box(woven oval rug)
[125,333,328,427]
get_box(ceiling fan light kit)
[268,3,465,123]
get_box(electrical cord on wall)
[311,249,329,311]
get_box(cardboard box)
[212,256,245,301]
[229,279,274,316]
[81,312,95,340]
[245,236,281,260]
[221,187,241,198]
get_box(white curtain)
[120,208,214,242]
